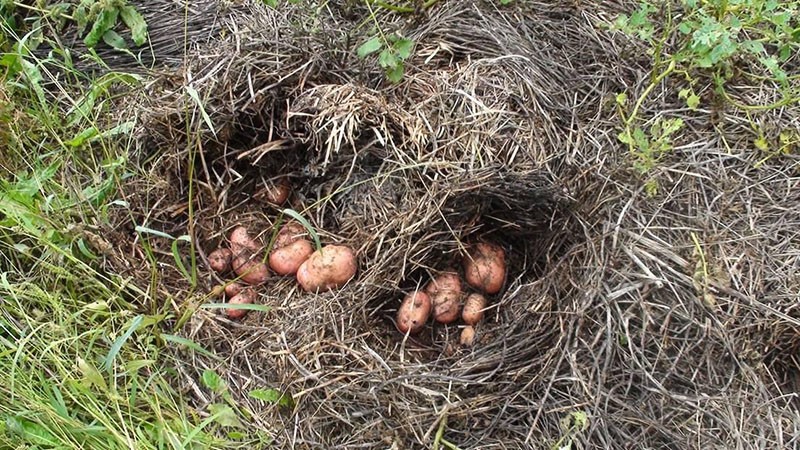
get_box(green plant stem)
[626,59,676,127]
[432,411,447,450]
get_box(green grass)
[0,15,268,449]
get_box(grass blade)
[160,334,219,360]
[282,208,322,251]
[102,315,144,371]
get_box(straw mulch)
[80,0,800,448]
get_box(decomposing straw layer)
[87,0,800,447]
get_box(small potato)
[232,256,270,286]
[229,226,261,254]
[425,272,462,324]
[463,242,506,295]
[462,292,487,325]
[208,248,233,274]
[224,283,243,298]
[274,222,307,248]
[257,177,290,205]
[397,291,432,334]
[296,245,357,292]
[226,288,257,320]
[460,326,476,347]
[270,239,314,276]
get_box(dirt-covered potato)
[229,226,261,253]
[208,248,233,273]
[425,271,462,324]
[296,244,357,292]
[226,287,257,320]
[269,222,314,276]
[397,290,432,334]
[257,177,290,205]
[462,292,487,325]
[460,325,476,347]
[463,242,506,295]
[232,256,270,285]
[224,283,243,298]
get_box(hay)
[98,0,800,448]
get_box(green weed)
[609,0,800,178]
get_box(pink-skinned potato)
[270,239,314,276]
[226,288,257,320]
[296,245,357,292]
[269,222,313,276]
[463,242,506,295]
[224,283,244,298]
[208,248,233,274]
[460,325,476,347]
[258,177,290,206]
[229,226,261,254]
[232,255,270,286]
[397,290,432,334]
[462,292,487,325]
[425,272,463,324]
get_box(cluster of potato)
[207,181,357,319]
[397,242,506,347]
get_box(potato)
[232,255,270,286]
[229,226,261,254]
[463,242,506,295]
[462,292,487,325]
[268,222,313,276]
[224,283,243,298]
[274,222,307,247]
[208,248,233,273]
[226,287,257,320]
[460,326,476,347]
[425,272,462,324]
[296,245,357,292]
[258,177,290,205]
[396,291,432,334]
[270,239,314,276]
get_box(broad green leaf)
[686,93,700,110]
[5,416,59,446]
[386,64,404,83]
[77,357,108,391]
[102,29,127,51]
[208,404,244,428]
[378,48,398,69]
[120,5,148,46]
[393,38,414,60]
[201,370,226,394]
[249,388,295,408]
[357,36,382,58]
[249,388,282,403]
[84,7,119,48]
